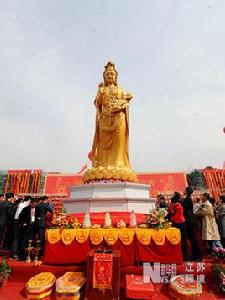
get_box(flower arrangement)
[53,201,66,215]
[212,247,225,260]
[0,257,11,287]
[212,264,225,293]
[51,213,81,229]
[50,200,81,229]
[221,272,225,293]
[145,208,171,229]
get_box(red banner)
[93,252,113,290]
[5,170,32,194]
[202,168,225,200]
[44,172,187,197]
[44,174,83,195]
[138,172,187,197]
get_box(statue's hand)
[125,93,132,101]
[111,102,128,113]
[98,83,105,96]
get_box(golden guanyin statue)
[83,62,137,183]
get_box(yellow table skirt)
[46,227,181,246]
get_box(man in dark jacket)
[0,193,14,249]
[10,197,25,259]
[182,187,202,261]
[35,196,54,255]
[18,198,37,260]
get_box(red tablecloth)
[67,212,148,226]
[135,238,183,264]
[43,238,182,266]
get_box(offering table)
[43,228,183,266]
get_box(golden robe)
[83,84,137,182]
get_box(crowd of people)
[0,193,53,260]
[156,187,225,261]
[1,188,225,263]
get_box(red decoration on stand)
[93,252,113,290]
[85,250,120,300]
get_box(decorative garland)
[46,228,181,246]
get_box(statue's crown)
[104,61,116,72]
[103,61,118,85]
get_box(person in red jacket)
[168,192,188,261]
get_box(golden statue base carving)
[83,165,138,183]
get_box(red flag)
[78,164,88,174]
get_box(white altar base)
[64,182,155,214]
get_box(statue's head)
[103,61,118,85]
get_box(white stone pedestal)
[63,182,155,214]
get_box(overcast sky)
[0,0,224,173]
